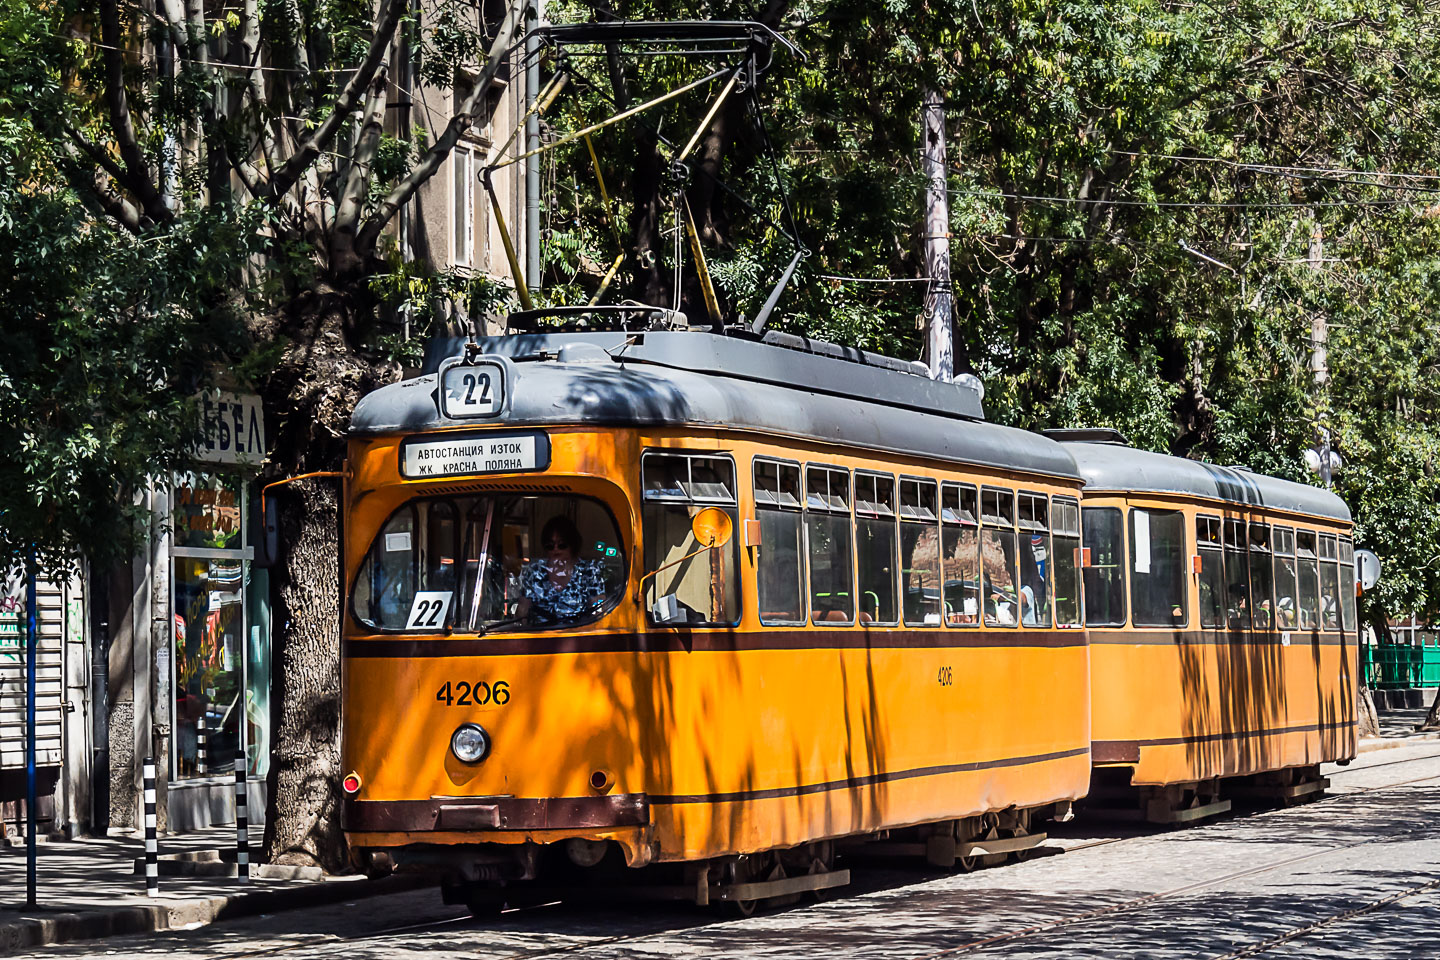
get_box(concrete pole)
[922,86,954,382]
[524,0,541,295]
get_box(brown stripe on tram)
[341,627,1090,658]
[344,793,650,833]
[1087,629,1351,646]
[1092,719,1357,762]
[344,747,1093,832]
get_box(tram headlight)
[450,723,491,763]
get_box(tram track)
[159,748,1440,960]
[903,760,1440,958]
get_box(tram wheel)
[722,855,762,917]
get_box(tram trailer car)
[1055,432,1358,821]
[339,322,1093,910]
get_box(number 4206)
[436,680,510,706]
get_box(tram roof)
[352,331,1084,481]
[1061,440,1351,523]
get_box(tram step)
[1228,777,1330,801]
[1147,797,1232,824]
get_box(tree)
[4,0,522,868]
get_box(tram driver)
[517,516,609,622]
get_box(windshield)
[353,494,626,633]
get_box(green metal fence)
[1364,631,1440,689]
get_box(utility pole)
[921,87,954,382]
[524,0,542,297]
[1309,212,1332,488]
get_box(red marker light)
[342,772,362,795]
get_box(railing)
[1363,636,1440,689]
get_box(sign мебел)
[197,392,266,465]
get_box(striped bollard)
[196,716,207,775]
[234,750,250,883]
[143,756,159,897]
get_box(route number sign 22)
[407,591,453,630]
[441,361,506,418]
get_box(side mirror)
[690,507,733,547]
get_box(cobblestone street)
[12,740,1440,959]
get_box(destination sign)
[400,431,550,478]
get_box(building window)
[171,473,269,780]
[453,145,475,268]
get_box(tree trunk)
[264,479,347,871]
[1356,683,1379,738]
[630,128,669,307]
[258,287,396,871]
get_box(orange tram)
[338,312,1359,912]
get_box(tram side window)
[1249,523,1275,630]
[642,453,741,625]
[981,487,1020,627]
[900,478,941,626]
[754,459,805,625]
[1319,534,1342,630]
[1196,516,1225,629]
[1083,507,1126,626]
[1052,498,1082,627]
[1017,492,1052,628]
[807,466,855,624]
[1339,538,1357,632]
[1129,509,1187,627]
[941,483,980,626]
[1273,526,1298,630]
[1296,530,1321,630]
[855,474,899,624]
[1224,519,1251,630]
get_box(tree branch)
[98,0,171,222]
[58,142,146,233]
[266,0,403,200]
[329,66,389,276]
[353,0,524,256]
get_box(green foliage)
[534,0,1440,621]
[0,117,251,576]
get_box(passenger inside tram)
[517,515,610,622]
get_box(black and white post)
[196,715,207,775]
[234,750,250,882]
[143,756,159,897]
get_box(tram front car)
[339,320,1091,910]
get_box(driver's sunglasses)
[544,539,569,550]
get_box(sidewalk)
[0,826,430,953]
[1359,704,1440,753]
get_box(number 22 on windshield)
[407,591,452,630]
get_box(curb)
[1358,733,1440,754]
[0,873,435,954]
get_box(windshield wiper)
[476,614,527,636]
